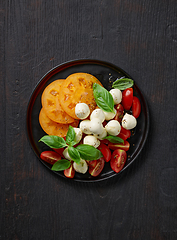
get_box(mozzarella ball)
[73,128,82,143]
[79,120,92,134]
[63,148,72,161]
[122,113,137,130]
[103,108,116,121]
[73,159,88,174]
[90,108,105,122]
[89,118,104,135]
[75,103,90,119]
[83,135,100,148]
[94,128,107,140]
[105,120,121,136]
[109,89,122,105]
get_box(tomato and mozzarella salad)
[39,73,141,179]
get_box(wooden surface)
[1,0,177,239]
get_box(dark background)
[1,0,177,240]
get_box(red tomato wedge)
[98,143,111,162]
[89,157,105,177]
[132,96,141,118]
[108,141,130,151]
[53,148,64,157]
[40,151,61,165]
[114,104,124,122]
[110,149,127,173]
[122,88,133,110]
[117,126,131,140]
[64,164,75,178]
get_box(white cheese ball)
[79,120,92,134]
[63,148,72,161]
[94,128,107,140]
[90,108,105,123]
[73,159,88,174]
[109,89,122,105]
[103,108,116,121]
[105,120,121,136]
[73,128,82,143]
[83,135,100,148]
[122,113,137,130]
[89,118,104,135]
[75,103,90,119]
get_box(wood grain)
[0,0,177,239]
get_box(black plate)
[26,59,149,182]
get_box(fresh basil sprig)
[51,159,71,171]
[93,83,114,113]
[68,146,80,164]
[103,135,124,144]
[112,77,134,90]
[76,144,103,160]
[39,135,67,148]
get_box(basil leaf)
[76,144,103,160]
[51,159,71,171]
[93,83,114,113]
[66,125,76,145]
[112,78,134,90]
[68,146,80,164]
[104,135,124,143]
[39,135,67,148]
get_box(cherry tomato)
[114,104,124,122]
[117,126,131,140]
[89,157,105,177]
[132,96,141,118]
[100,139,109,145]
[98,143,111,162]
[53,148,64,157]
[108,140,130,151]
[110,149,127,173]
[122,88,133,110]
[40,151,61,165]
[64,164,75,178]
[87,160,97,168]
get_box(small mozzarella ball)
[73,159,88,174]
[90,108,105,123]
[63,148,72,161]
[103,108,116,121]
[75,103,90,119]
[109,89,122,105]
[89,118,104,134]
[79,120,92,134]
[94,128,107,140]
[122,113,137,130]
[83,135,100,148]
[105,120,121,136]
[73,128,82,143]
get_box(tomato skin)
[100,139,109,145]
[117,126,131,140]
[87,160,97,168]
[122,88,133,110]
[132,96,141,118]
[110,149,127,173]
[89,157,105,177]
[98,143,111,162]
[40,151,61,165]
[64,164,75,178]
[114,104,124,122]
[53,148,64,157]
[108,141,130,151]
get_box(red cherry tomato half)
[117,126,131,140]
[89,157,105,177]
[114,104,124,122]
[132,96,141,118]
[64,164,75,178]
[110,149,127,173]
[53,148,64,157]
[98,143,111,162]
[87,160,97,168]
[108,140,130,151]
[40,151,61,165]
[122,88,133,110]
[100,139,109,145]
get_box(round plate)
[26,59,149,182]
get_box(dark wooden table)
[1,1,177,239]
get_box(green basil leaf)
[66,125,76,145]
[39,135,67,148]
[93,83,114,113]
[112,78,134,90]
[76,144,103,160]
[68,146,80,164]
[51,159,71,171]
[104,135,124,143]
